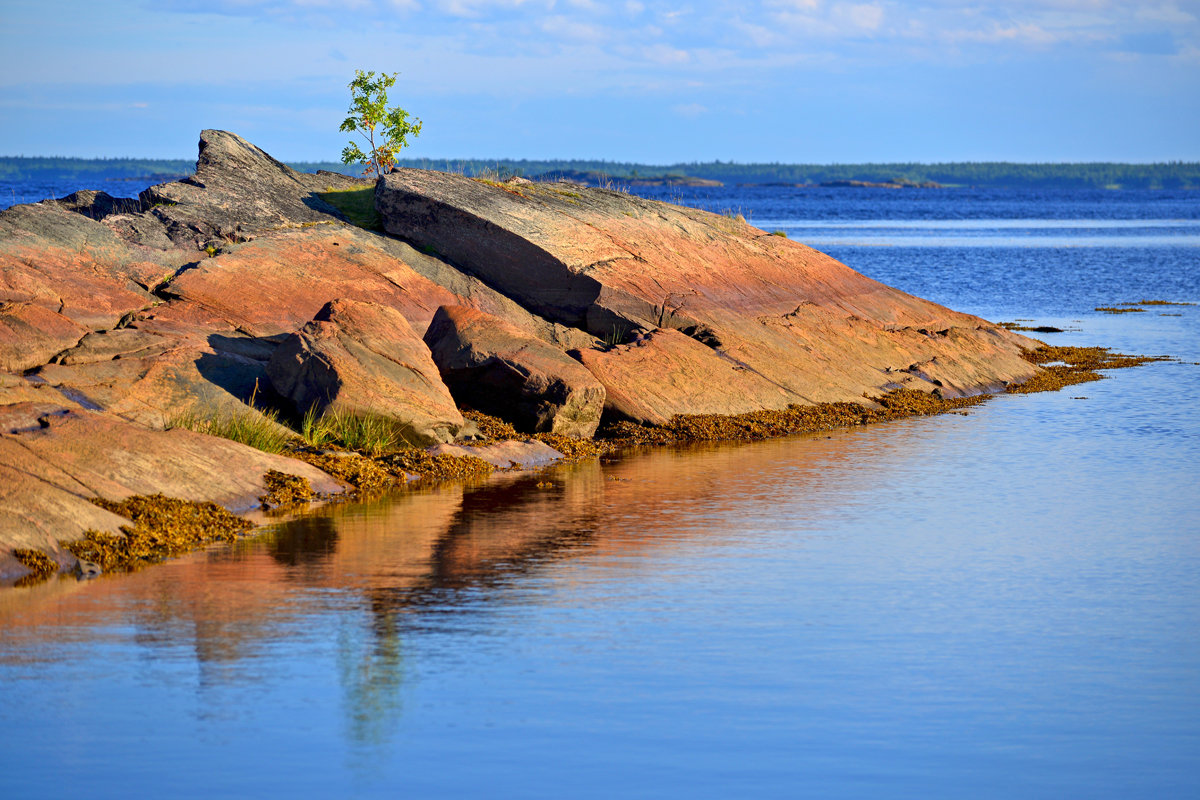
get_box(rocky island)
[1,130,1054,582]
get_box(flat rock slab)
[0,202,185,330]
[424,305,606,437]
[428,439,564,470]
[0,402,346,578]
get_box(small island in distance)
[2,156,1198,190]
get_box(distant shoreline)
[2,156,1198,191]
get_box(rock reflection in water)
[0,425,930,747]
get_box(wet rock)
[424,305,606,437]
[267,299,463,445]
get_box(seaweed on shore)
[291,450,401,496]
[12,548,59,578]
[462,410,611,461]
[1010,345,1168,394]
[1119,300,1196,307]
[600,390,988,446]
[260,470,315,508]
[63,494,253,572]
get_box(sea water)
[0,185,1197,798]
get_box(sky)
[1,0,1197,163]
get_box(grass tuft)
[300,406,420,456]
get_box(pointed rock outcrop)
[139,129,367,249]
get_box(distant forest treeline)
[2,155,1198,190]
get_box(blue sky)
[1,0,1197,162]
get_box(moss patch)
[62,494,254,572]
[260,470,315,508]
[318,187,381,231]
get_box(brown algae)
[601,390,988,447]
[1120,300,1196,307]
[12,548,59,577]
[1095,306,1146,314]
[292,450,400,496]
[463,410,610,461]
[260,470,315,508]
[1009,345,1168,394]
[64,494,254,572]
[381,450,495,483]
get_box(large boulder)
[376,170,1040,412]
[267,299,463,445]
[424,305,606,437]
[159,224,597,348]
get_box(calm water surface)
[1,186,1198,798]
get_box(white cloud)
[833,3,884,33]
[541,15,607,41]
[672,102,707,116]
[643,42,691,64]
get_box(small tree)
[340,70,422,179]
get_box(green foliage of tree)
[340,70,422,179]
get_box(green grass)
[301,406,420,456]
[169,405,296,454]
[168,383,296,454]
[318,187,381,231]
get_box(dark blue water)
[1,181,1198,799]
